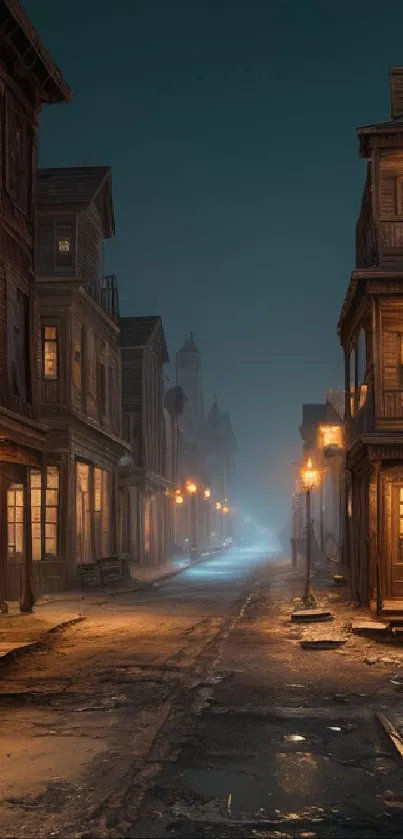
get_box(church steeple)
[178,331,200,355]
[175,331,204,437]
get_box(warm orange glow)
[215,502,222,511]
[223,505,230,514]
[175,494,184,505]
[186,482,197,494]
[318,424,343,450]
[204,488,211,499]
[300,458,321,491]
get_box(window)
[94,468,110,557]
[73,322,83,391]
[382,331,403,390]
[99,342,107,416]
[6,94,29,214]
[30,470,42,561]
[349,345,356,417]
[45,467,59,557]
[55,222,74,270]
[318,425,343,450]
[43,326,58,379]
[7,483,24,558]
[57,239,71,254]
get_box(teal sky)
[25,0,403,530]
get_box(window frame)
[42,325,59,381]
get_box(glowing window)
[57,238,71,254]
[30,470,42,561]
[45,466,59,556]
[43,326,58,379]
[7,483,24,558]
[318,425,343,449]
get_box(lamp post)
[186,481,197,555]
[300,458,321,605]
[204,488,211,546]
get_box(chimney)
[390,67,403,119]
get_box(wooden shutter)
[382,330,401,388]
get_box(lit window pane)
[32,508,41,522]
[46,537,57,554]
[46,490,58,506]
[57,238,71,253]
[16,491,23,507]
[15,507,23,522]
[400,517,403,536]
[45,523,57,539]
[46,507,57,524]
[32,523,41,539]
[31,471,41,489]
[47,467,59,489]
[32,539,41,562]
[31,489,41,507]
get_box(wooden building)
[0,0,71,608]
[35,166,130,591]
[119,316,172,566]
[339,67,403,617]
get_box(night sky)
[25,0,403,532]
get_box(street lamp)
[186,481,197,554]
[300,457,322,605]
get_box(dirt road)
[1,548,403,838]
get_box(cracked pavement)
[1,547,403,838]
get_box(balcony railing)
[84,274,120,322]
[101,274,120,320]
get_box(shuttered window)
[382,330,403,389]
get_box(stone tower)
[175,333,204,439]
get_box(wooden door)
[391,485,403,597]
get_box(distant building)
[294,395,344,563]
[174,334,237,549]
[0,0,71,609]
[119,316,171,567]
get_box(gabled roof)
[177,332,200,355]
[0,0,71,103]
[37,167,115,238]
[119,315,169,364]
[301,404,326,427]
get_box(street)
[1,549,403,839]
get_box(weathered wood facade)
[339,67,403,616]
[119,316,172,566]
[0,0,71,607]
[35,167,130,592]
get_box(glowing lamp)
[223,505,230,514]
[300,458,321,491]
[186,481,197,494]
[204,488,211,499]
[175,494,184,505]
[215,502,222,511]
